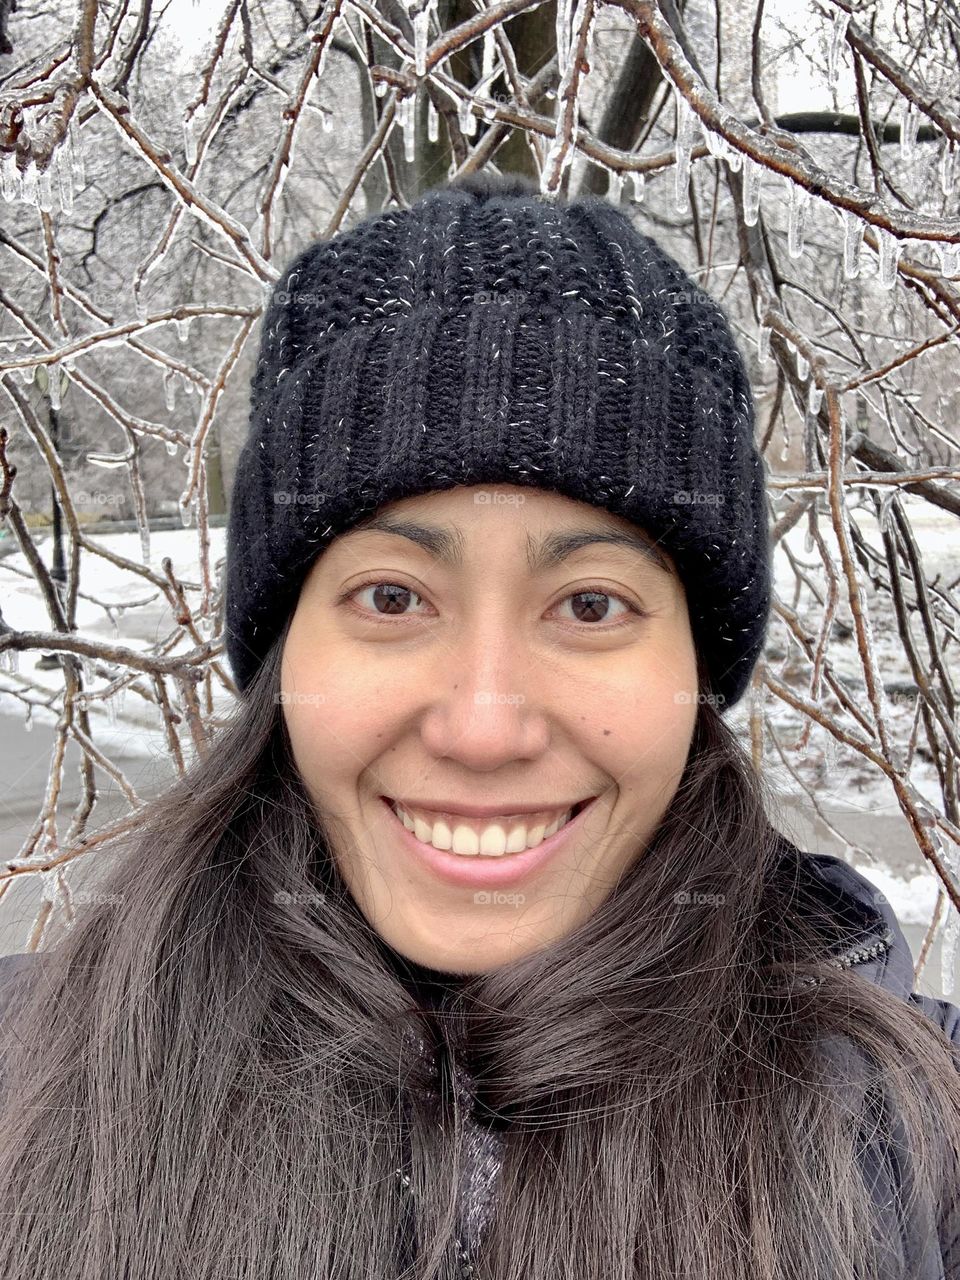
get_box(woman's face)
[281,484,699,975]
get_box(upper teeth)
[390,800,574,857]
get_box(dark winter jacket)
[0,833,958,1278]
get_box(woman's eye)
[347,582,430,617]
[554,589,635,625]
[342,581,642,627]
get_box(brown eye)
[348,581,429,616]
[554,589,636,626]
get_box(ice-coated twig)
[541,0,595,193]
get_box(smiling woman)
[0,172,958,1280]
[280,485,699,974]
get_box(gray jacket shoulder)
[897,991,960,1278]
[908,991,960,1047]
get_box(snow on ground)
[0,523,230,759]
[1,493,958,950]
[729,490,958,817]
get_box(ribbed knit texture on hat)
[225,174,770,709]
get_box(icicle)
[37,162,54,212]
[49,365,61,410]
[481,27,495,84]
[673,92,697,213]
[321,108,333,133]
[20,159,38,206]
[796,350,809,382]
[757,320,772,364]
[427,98,439,143]
[939,141,957,196]
[163,368,177,411]
[630,169,645,203]
[16,364,34,384]
[941,912,958,1000]
[842,209,864,279]
[898,98,920,164]
[272,158,291,207]
[183,112,198,166]
[457,96,477,137]
[134,286,148,322]
[3,648,20,674]
[405,0,436,78]
[139,521,150,565]
[24,705,33,732]
[179,499,193,527]
[175,316,192,343]
[555,0,575,81]
[165,437,178,455]
[938,241,959,277]
[787,179,809,259]
[804,526,815,554]
[701,122,729,161]
[877,226,900,289]
[396,93,416,162]
[67,115,85,187]
[55,141,74,213]
[58,119,76,188]
[724,146,742,173]
[807,380,823,416]
[743,155,761,226]
[608,170,623,203]
[827,9,849,89]
[374,79,388,99]
[0,151,20,202]
[779,437,790,463]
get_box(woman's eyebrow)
[347,515,673,576]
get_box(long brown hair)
[0,614,958,1280]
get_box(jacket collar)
[775,834,914,1001]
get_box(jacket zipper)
[396,1167,477,1277]
[798,926,894,986]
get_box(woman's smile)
[377,793,604,890]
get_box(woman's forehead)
[343,485,669,553]
[313,493,676,583]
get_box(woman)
[0,172,958,1280]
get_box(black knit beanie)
[224,172,770,710]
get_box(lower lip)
[380,796,599,890]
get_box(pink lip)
[379,795,599,890]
